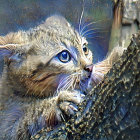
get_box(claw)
[69,104,78,112]
[58,90,85,118]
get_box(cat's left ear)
[0,44,24,62]
[0,32,29,62]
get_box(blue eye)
[57,50,71,63]
[83,45,89,55]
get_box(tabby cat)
[0,15,124,140]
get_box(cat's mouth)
[79,65,105,93]
[57,64,106,93]
[79,72,92,93]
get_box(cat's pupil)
[58,50,71,63]
[83,47,87,52]
[62,52,67,59]
[83,46,88,55]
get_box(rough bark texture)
[121,0,140,48]
[31,31,140,140]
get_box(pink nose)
[84,64,93,72]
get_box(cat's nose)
[84,64,93,72]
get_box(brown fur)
[0,15,124,140]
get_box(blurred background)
[0,0,114,73]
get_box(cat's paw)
[57,90,85,117]
[34,90,85,129]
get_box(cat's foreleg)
[8,90,84,139]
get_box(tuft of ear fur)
[0,32,24,45]
[0,32,30,60]
[0,44,23,61]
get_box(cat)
[0,15,124,140]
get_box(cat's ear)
[0,44,22,62]
[0,32,27,62]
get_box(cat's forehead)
[38,15,85,45]
[28,15,87,57]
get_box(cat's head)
[0,15,93,97]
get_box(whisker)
[83,30,108,38]
[81,28,105,37]
[94,65,110,71]
[69,76,74,90]
[62,78,73,90]
[69,78,75,90]
[57,76,72,91]
[92,73,101,83]
[80,19,109,35]
[72,76,78,89]
[66,73,81,90]
[57,72,81,91]
[94,73,104,82]
[94,72,104,79]
[86,36,105,39]
[79,0,85,35]
[57,75,71,90]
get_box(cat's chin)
[79,77,96,93]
